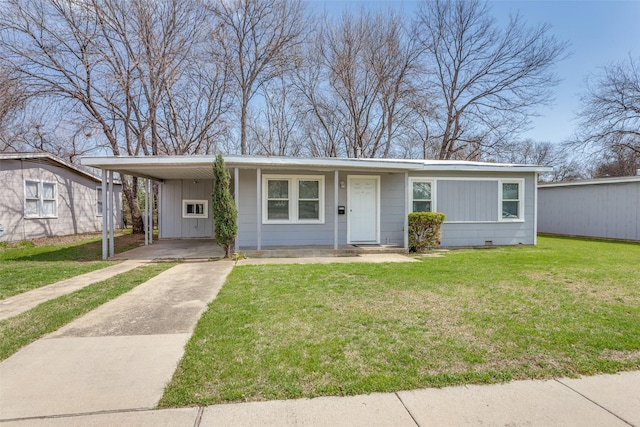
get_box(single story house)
[0,152,122,242]
[538,176,640,241]
[82,155,551,259]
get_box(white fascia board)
[81,155,552,174]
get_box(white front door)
[348,176,379,243]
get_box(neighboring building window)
[96,187,103,216]
[409,179,434,212]
[24,180,57,218]
[263,175,325,224]
[182,199,208,218]
[500,180,523,220]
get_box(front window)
[410,179,434,212]
[182,199,208,218]
[267,180,290,220]
[298,180,320,220]
[263,175,325,224]
[24,180,57,218]
[500,181,523,220]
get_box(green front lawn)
[160,236,640,407]
[0,232,143,300]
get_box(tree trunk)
[122,176,144,234]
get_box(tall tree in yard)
[210,0,307,155]
[212,154,238,258]
[415,0,568,160]
[0,0,226,233]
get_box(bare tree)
[247,76,303,156]
[0,67,29,150]
[490,139,587,181]
[294,10,419,158]
[575,56,640,157]
[592,145,640,178]
[415,0,568,160]
[210,0,307,155]
[0,0,225,232]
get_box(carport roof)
[81,155,552,181]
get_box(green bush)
[408,212,445,252]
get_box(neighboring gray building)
[0,153,122,242]
[82,155,550,257]
[538,176,640,241]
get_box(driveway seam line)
[394,392,420,426]
[0,407,155,424]
[554,379,634,426]
[192,406,205,427]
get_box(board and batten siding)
[159,179,214,238]
[0,158,120,242]
[411,172,537,247]
[538,179,640,241]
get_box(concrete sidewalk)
[2,371,638,426]
[0,260,234,421]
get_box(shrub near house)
[408,212,446,252]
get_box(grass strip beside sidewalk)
[0,262,177,361]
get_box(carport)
[83,156,227,260]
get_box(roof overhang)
[1,152,115,184]
[80,155,553,181]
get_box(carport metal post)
[144,178,149,246]
[256,168,261,250]
[101,169,108,260]
[148,179,153,244]
[234,167,240,251]
[404,172,409,249]
[108,170,114,257]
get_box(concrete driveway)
[111,238,225,260]
[0,260,234,421]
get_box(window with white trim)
[500,180,523,221]
[409,178,434,212]
[24,180,57,218]
[182,199,208,218]
[96,186,103,216]
[263,175,325,224]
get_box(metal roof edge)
[539,176,640,188]
[81,155,549,173]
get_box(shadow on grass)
[2,234,145,262]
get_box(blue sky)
[310,0,640,145]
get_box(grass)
[160,236,640,407]
[0,232,144,300]
[0,262,176,361]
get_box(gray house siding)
[412,172,536,247]
[0,157,121,242]
[160,168,537,247]
[231,169,535,248]
[538,179,640,241]
[236,169,340,247]
[159,179,214,238]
